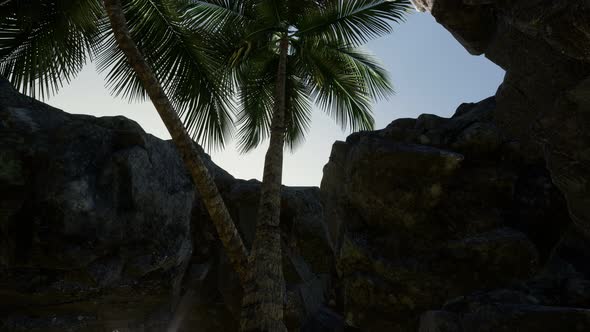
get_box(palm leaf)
[295,0,411,46]
[292,38,375,132]
[96,0,234,150]
[234,50,277,153]
[0,0,102,98]
[254,0,287,27]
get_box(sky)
[48,10,505,187]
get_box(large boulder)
[0,79,196,331]
[321,97,573,331]
[0,79,334,332]
[2,0,590,329]
[411,0,590,244]
[419,283,590,332]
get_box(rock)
[208,181,334,330]
[301,306,355,332]
[0,82,196,331]
[411,0,433,12]
[412,0,590,245]
[3,0,590,328]
[0,78,334,331]
[424,0,497,55]
[321,97,572,331]
[420,304,590,332]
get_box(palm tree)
[0,0,249,284]
[1,1,410,329]
[189,0,411,330]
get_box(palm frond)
[284,73,313,151]
[295,0,411,46]
[311,40,393,99]
[96,0,234,150]
[183,0,249,33]
[234,51,277,153]
[0,0,102,98]
[293,38,375,132]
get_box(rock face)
[0,79,332,332]
[3,81,587,332]
[420,303,590,332]
[321,97,586,331]
[401,1,590,330]
[411,0,590,244]
[2,0,590,330]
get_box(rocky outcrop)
[411,0,590,244]
[387,1,590,330]
[0,79,332,332]
[4,80,587,331]
[321,96,583,331]
[2,1,590,330]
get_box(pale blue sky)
[49,11,504,186]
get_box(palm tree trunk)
[102,0,248,285]
[240,35,289,332]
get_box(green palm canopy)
[1,0,253,293]
[0,0,411,152]
[0,0,234,150]
[188,0,411,151]
[188,2,412,330]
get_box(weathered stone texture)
[322,97,576,331]
[0,79,332,332]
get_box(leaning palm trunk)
[102,0,248,285]
[240,36,290,332]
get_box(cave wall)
[412,0,590,242]
[1,1,590,331]
[0,79,333,332]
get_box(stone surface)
[400,2,590,330]
[2,0,590,329]
[0,79,196,332]
[420,299,590,332]
[321,97,573,331]
[0,79,333,332]
[412,0,590,244]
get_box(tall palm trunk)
[240,35,289,332]
[102,0,248,285]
